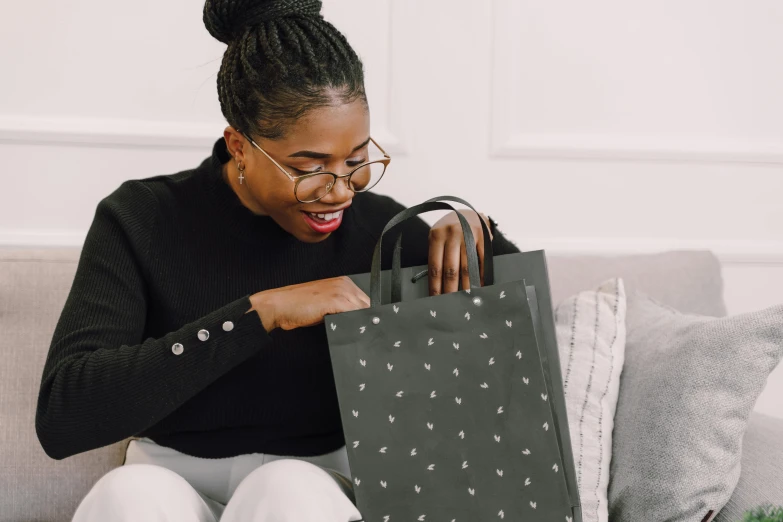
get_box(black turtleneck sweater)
[35,138,521,461]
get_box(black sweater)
[35,138,521,460]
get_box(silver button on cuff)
[472,296,483,306]
[222,321,234,332]
[372,316,380,324]
[197,329,210,341]
[171,343,184,355]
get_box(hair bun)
[204,0,323,45]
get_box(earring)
[237,161,245,185]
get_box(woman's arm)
[35,181,273,460]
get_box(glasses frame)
[242,133,391,203]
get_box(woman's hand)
[248,276,370,332]
[428,209,493,296]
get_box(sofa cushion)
[0,248,128,522]
[547,250,726,317]
[608,292,783,522]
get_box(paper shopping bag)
[325,196,581,522]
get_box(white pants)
[71,437,363,522]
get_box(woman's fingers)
[428,233,445,296]
[459,239,470,291]
[442,237,462,295]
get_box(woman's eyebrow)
[288,137,372,159]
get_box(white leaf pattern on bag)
[330,322,336,330]
[341,282,568,520]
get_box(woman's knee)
[72,464,217,522]
[222,458,362,522]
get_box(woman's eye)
[347,158,367,167]
[291,166,323,175]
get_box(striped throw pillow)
[554,278,627,522]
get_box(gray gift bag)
[325,196,581,522]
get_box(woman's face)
[223,97,371,243]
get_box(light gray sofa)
[1,247,781,522]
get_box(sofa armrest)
[716,412,783,521]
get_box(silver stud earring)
[237,161,246,185]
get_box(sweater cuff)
[159,294,271,365]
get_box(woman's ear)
[223,126,247,163]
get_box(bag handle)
[370,200,479,307]
[390,195,495,302]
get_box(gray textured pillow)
[608,292,783,522]
[714,412,783,521]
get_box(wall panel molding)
[489,0,783,165]
[0,115,405,153]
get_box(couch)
[1,247,781,522]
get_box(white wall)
[1,1,781,417]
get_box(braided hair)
[203,0,367,140]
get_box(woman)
[35,0,520,520]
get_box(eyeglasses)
[242,133,391,203]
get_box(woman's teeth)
[307,210,342,221]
